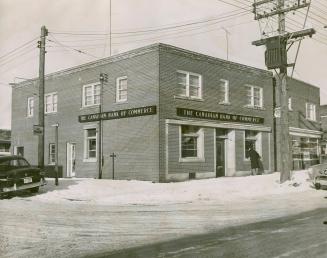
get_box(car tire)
[0,193,10,199]
[30,186,39,193]
[315,183,321,190]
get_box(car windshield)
[0,158,30,172]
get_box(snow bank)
[31,170,315,205]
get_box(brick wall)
[158,44,275,181]
[11,46,160,181]
[288,78,321,131]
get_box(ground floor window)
[292,136,320,169]
[0,143,10,153]
[321,141,327,163]
[84,128,97,161]
[180,125,204,161]
[49,143,56,165]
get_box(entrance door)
[15,146,24,157]
[67,143,76,177]
[216,139,225,177]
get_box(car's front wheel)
[314,183,321,190]
[30,186,39,193]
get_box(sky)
[0,0,326,129]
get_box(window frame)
[245,85,263,108]
[177,70,202,99]
[48,143,56,165]
[306,102,316,121]
[288,97,292,111]
[82,83,101,108]
[27,96,34,117]
[44,92,58,114]
[218,79,230,104]
[179,125,205,162]
[116,76,128,103]
[83,126,97,162]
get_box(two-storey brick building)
[11,43,321,181]
[286,78,322,170]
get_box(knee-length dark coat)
[248,149,260,169]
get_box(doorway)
[67,143,76,177]
[216,129,227,177]
[15,146,24,157]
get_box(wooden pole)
[38,25,47,169]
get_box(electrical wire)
[47,12,252,50]
[50,9,248,36]
[0,36,38,61]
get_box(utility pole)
[252,0,315,183]
[52,123,59,186]
[98,73,108,179]
[37,25,48,169]
[277,0,290,183]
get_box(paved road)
[92,208,327,258]
[1,181,327,258]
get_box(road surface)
[1,178,327,258]
[92,208,327,258]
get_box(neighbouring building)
[0,129,11,155]
[320,105,327,163]
[285,78,322,170]
[10,43,321,181]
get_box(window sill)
[218,101,231,106]
[179,157,205,163]
[80,104,100,110]
[244,105,265,111]
[306,118,318,123]
[174,95,204,102]
[45,112,58,116]
[114,101,128,105]
[83,158,97,163]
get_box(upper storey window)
[116,76,128,103]
[83,83,100,107]
[218,79,229,104]
[245,85,263,108]
[306,102,316,121]
[177,71,202,99]
[27,97,34,117]
[45,92,57,113]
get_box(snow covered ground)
[1,170,327,258]
[32,170,320,205]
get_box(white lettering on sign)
[78,106,157,123]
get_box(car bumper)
[1,179,47,193]
[314,176,327,186]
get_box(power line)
[0,46,37,69]
[49,9,248,36]
[0,36,38,61]
[216,0,251,11]
[47,13,252,50]
[48,36,99,59]
[51,12,248,44]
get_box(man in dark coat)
[248,146,261,175]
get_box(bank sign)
[177,108,264,124]
[79,105,157,123]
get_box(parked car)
[308,163,327,190]
[0,155,46,197]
